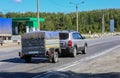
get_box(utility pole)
[102,13,105,35]
[37,0,40,30]
[70,1,84,32]
[76,5,78,32]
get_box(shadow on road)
[0,58,52,64]
[0,71,120,78]
[59,53,85,58]
[0,71,42,78]
[0,58,24,63]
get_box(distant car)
[59,30,87,57]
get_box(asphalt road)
[0,36,120,78]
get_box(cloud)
[14,0,22,3]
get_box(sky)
[0,0,120,13]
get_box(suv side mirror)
[82,36,86,39]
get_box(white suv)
[59,30,87,57]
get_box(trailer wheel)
[51,52,59,63]
[24,56,31,63]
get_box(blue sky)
[0,0,120,13]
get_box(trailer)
[19,31,61,63]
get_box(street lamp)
[37,0,40,30]
[70,1,84,32]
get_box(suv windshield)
[59,33,69,40]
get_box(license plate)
[28,51,39,54]
[60,43,63,46]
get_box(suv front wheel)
[82,45,86,54]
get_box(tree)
[1,8,120,34]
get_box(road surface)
[0,36,120,78]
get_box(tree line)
[0,8,120,34]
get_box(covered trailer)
[19,31,61,63]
